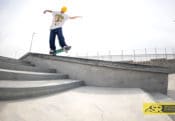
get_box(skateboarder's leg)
[57,28,67,48]
[49,29,56,51]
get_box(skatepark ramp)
[0,53,175,121]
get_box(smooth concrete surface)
[0,86,174,121]
[0,80,83,100]
[0,61,56,73]
[0,68,68,80]
[21,53,168,94]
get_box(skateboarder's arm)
[43,10,53,14]
[69,16,82,19]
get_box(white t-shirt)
[50,11,69,30]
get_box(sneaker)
[63,46,71,53]
[62,46,68,53]
[65,46,71,50]
[49,50,56,56]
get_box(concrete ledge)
[0,80,84,100]
[21,53,168,73]
[21,53,169,94]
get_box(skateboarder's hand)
[43,10,47,14]
[69,16,83,19]
[43,10,53,14]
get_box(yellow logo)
[54,14,64,25]
[143,103,175,115]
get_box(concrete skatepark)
[0,53,175,121]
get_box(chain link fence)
[75,48,175,62]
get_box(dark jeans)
[49,27,67,50]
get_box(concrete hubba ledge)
[21,53,169,94]
[20,53,168,73]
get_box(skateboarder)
[43,6,81,55]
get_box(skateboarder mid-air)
[43,6,81,55]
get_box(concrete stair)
[0,56,56,73]
[0,56,35,66]
[0,68,68,80]
[0,61,56,73]
[0,56,83,100]
[0,80,83,100]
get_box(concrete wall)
[21,53,169,94]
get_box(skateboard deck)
[55,48,64,54]
[54,46,71,54]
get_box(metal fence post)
[121,50,124,61]
[86,52,89,59]
[145,48,147,61]
[133,50,136,61]
[108,50,112,61]
[97,51,99,60]
[155,48,157,59]
[165,48,167,59]
[173,48,175,59]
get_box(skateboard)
[54,46,71,55]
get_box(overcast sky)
[0,0,175,58]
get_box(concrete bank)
[21,53,169,94]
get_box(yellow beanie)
[61,6,67,13]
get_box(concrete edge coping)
[20,53,169,74]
